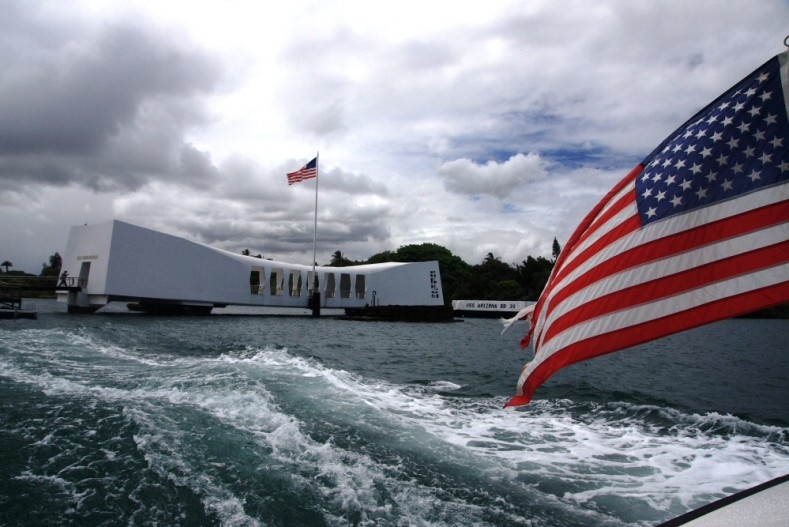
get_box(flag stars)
[743,145,756,158]
[636,59,787,227]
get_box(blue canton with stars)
[636,56,789,225]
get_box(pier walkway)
[0,277,83,319]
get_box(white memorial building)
[58,220,447,319]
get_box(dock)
[0,277,81,320]
[452,300,534,318]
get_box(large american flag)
[506,51,789,407]
[286,157,318,185]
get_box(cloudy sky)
[2,0,787,273]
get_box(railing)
[57,276,86,288]
[0,276,85,290]
[0,285,22,310]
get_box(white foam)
[238,351,788,518]
[3,327,787,524]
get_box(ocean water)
[0,299,786,527]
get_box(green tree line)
[324,239,560,304]
[0,253,64,298]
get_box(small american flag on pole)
[506,51,789,407]
[286,157,318,185]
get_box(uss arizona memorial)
[58,220,447,318]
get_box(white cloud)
[438,153,548,198]
[1,0,788,272]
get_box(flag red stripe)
[511,280,789,405]
[287,167,317,185]
[533,167,641,276]
[534,263,788,363]
[544,201,789,317]
[543,240,789,344]
[544,189,789,315]
[548,210,640,296]
[541,169,641,297]
[526,167,642,348]
[530,215,642,349]
[561,189,637,269]
[542,221,788,335]
[509,51,789,406]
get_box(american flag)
[506,51,789,407]
[286,157,318,185]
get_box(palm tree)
[482,252,500,265]
[330,250,347,267]
[1,260,11,273]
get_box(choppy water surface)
[1,300,787,526]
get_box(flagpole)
[311,151,320,315]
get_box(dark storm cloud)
[0,3,224,191]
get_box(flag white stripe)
[559,201,636,272]
[533,197,639,346]
[597,178,635,219]
[533,184,787,349]
[543,262,788,355]
[531,200,636,348]
[546,185,786,309]
[544,222,788,326]
[518,262,789,388]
